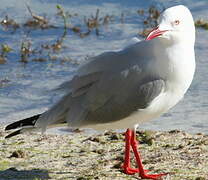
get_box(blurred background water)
[0,0,207,134]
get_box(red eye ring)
[174,20,180,25]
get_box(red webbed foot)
[122,165,149,175]
[123,167,139,175]
[139,172,168,179]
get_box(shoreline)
[0,127,208,180]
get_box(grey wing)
[39,41,165,128]
[67,67,165,127]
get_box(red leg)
[131,130,168,179]
[122,129,139,174]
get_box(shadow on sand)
[0,167,50,179]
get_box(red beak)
[146,27,168,41]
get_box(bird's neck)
[154,41,195,95]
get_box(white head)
[146,5,195,45]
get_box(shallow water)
[0,0,208,134]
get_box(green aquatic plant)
[195,19,208,30]
[0,44,12,64]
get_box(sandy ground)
[0,127,208,180]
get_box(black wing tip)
[5,124,14,131]
[5,130,21,139]
[5,114,41,131]
[5,121,21,131]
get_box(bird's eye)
[174,20,180,25]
